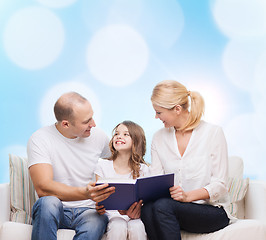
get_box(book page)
[97,178,136,184]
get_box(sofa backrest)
[9,154,36,224]
[228,156,244,179]
[8,154,248,223]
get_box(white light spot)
[40,81,102,127]
[82,0,142,33]
[87,24,149,87]
[225,114,266,180]
[222,39,266,91]
[139,0,184,49]
[36,0,77,8]
[3,7,64,70]
[254,50,266,97]
[81,0,184,49]
[187,77,231,125]
[212,0,266,38]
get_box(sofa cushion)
[0,222,75,240]
[228,156,244,179]
[227,177,249,218]
[0,222,108,240]
[1,220,265,240]
[180,219,266,240]
[227,156,249,218]
[9,154,36,224]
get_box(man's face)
[68,101,96,138]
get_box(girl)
[141,80,231,240]
[95,120,149,240]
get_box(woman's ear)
[174,105,182,114]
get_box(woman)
[141,80,232,240]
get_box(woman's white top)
[150,121,232,218]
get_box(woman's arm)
[170,186,209,202]
[203,127,229,202]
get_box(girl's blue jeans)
[31,196,108,240]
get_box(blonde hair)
[109,121,147,179]
[151,80,205,131]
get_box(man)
[27,92,115,240]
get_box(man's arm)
[29,163,115,202]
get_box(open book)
[96,173,174,210]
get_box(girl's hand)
[95,203,106,215]
[170,185,189,202]
[118,200,142,219]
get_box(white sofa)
[0,155,266,240]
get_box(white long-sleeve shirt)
[150,121,231,211]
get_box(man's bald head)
[54,92,89,124]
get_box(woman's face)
[112,124,133,152]
[153,104,178,128]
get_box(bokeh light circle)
[3,6,64,70]
[213,0,266,38]
[36,0,77,8]
[87,24,149,87]
[40,81,102,127]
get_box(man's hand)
[118,200,142,219]
[86,182,115,202]
[95,203,106,215]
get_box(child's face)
[113,124,132,152]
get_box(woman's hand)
[170,186,210,202]
[95,203,106,215]
[170,185,189,202]
[118,200,142,219]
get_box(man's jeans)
[31,196,108,240]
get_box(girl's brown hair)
[109,120,147,179]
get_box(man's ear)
[61,120,70,128]
[174,105,182,115]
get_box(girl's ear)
[174,105,182,114]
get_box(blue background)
[1,0,266,183]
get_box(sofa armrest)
[0,183,10,225]
[245,180,266,223]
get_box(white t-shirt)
[95,159,150,220]
[95,158,150,180]
[150,121,231,215]
[27,124,111,208]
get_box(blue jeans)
[31,196,108,240]
[141,198,229,240]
